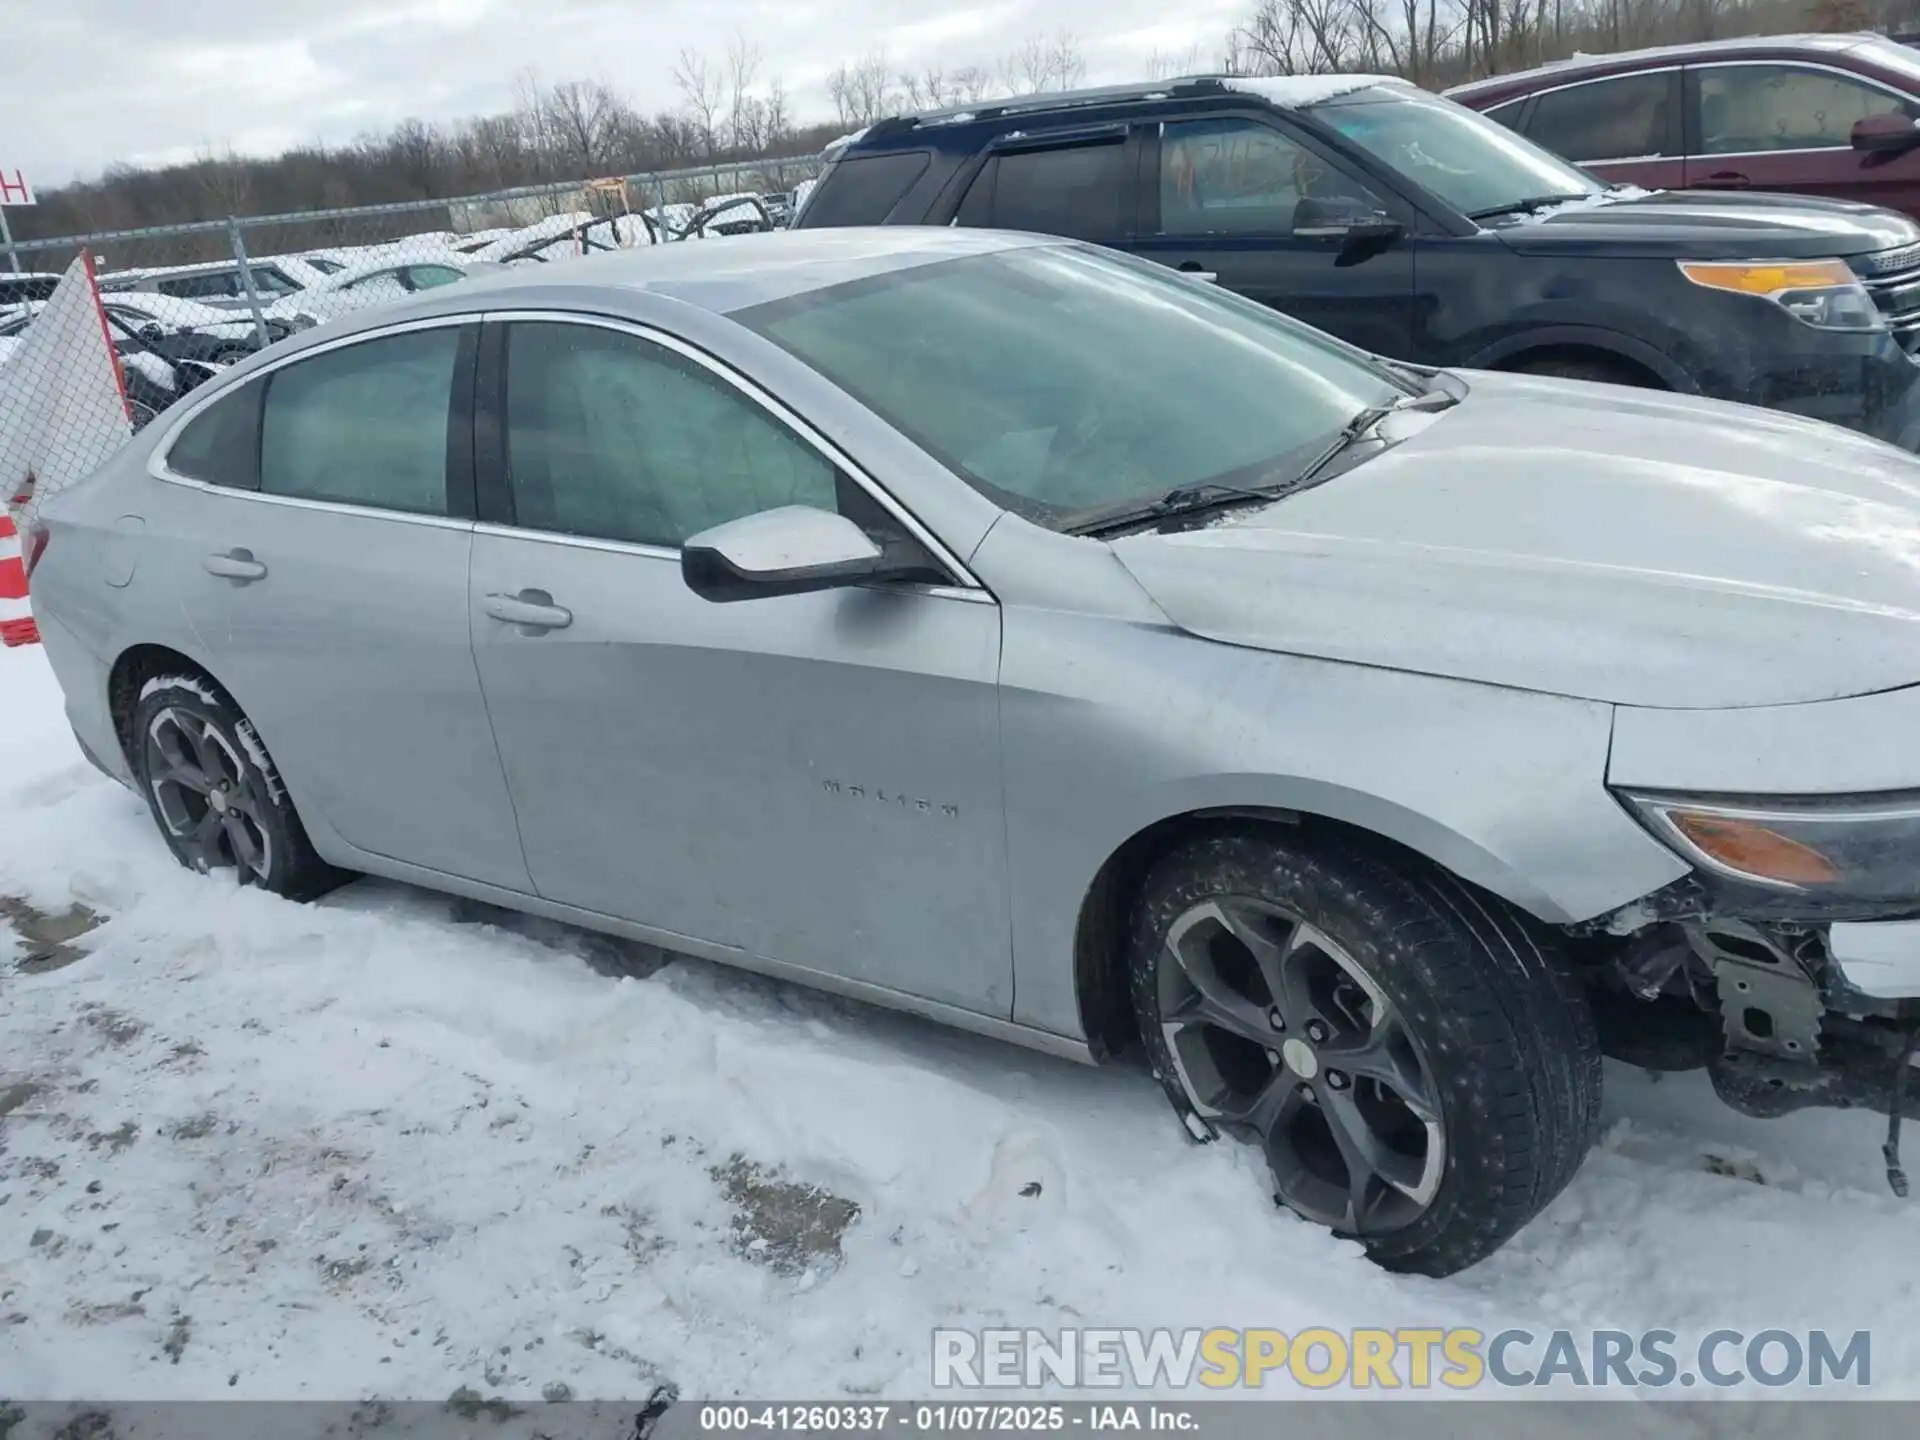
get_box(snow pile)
[1221,75,1411,109]
[0,642,1914,1401]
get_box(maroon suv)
[1448,32,1920,217]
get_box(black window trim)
[148,313,480,526]
[927,123,1142,238]
[1518,66,1684,165]
[468,309,987,596]
[1683,57,1920,160]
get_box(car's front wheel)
[1129,828,1600,1276]
[131,676,345,900]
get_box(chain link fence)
[1,153,821,438]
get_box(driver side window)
[502,320,847,550]
[1159,117,1384,236]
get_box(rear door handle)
[1177,263,1219,283]
[483,589,572,632]
[1699,170,1751,188]
[203,548,267,583]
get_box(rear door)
[1513,69,1686,191]
[1684,61,1920,209]
[1123,111,1417,358]
[158,319,533,891]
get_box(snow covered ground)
[2,640,1916,1403]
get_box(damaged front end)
[1572,843,1920,1195]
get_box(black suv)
[796,74,1920,446]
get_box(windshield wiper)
[1466,192,1591,220]
[1068,389,1456,537]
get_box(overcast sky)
[4,0,1251,188]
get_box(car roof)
[838,72,1411,150]
[414,226,1051,317]
[1446,31,1884,98]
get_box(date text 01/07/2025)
[694,1404,1198,1433]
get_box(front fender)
[994,603,1688,1037]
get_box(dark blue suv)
[795,74,1920,446]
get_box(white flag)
[0,253,134,523]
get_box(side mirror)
[1851,114,1920,155]
[682,505,907,603]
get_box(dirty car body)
[25,229,1920,1273]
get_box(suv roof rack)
[875,75,1234,133]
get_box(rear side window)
[1481,98,1525,131]
[957,141,1126,241]
[1527,73,1675,162]
[166,385,260,489]
[259,327,462,515]
[797,151,931,226]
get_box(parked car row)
[793,59,1920,448]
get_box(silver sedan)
[26,228,1920,1275]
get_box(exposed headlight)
[1678,259,1886,332]
[1617,789,1920,902]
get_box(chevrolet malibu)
[23,229,1920,1276]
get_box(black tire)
[1129,828,1601,1277]
[130,675,348,901]
[1510,354,1654,388]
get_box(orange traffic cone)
[0,509,40,647]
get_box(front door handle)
[1699,170,1751,188]
[1178,263,1219,283]
[203,548,267,583]
[483,589,572,632]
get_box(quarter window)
[259,327,461,514]
[1526,72,1675,162]
[167,385,260,490]
[501,321,840,548]
[1697,64,1916,153]
[1159,117,1385,234]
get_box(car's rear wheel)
[131,676,345,901]
[1128,828,1601,1276]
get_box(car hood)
[1496,187,1920,260]
[1110,372,1920,709]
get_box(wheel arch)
[107,642,228,773]
[1070,792,1577,1062]
[1464,325,1693,392]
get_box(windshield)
[1311,86,1602,218]
[735,245,1406,529]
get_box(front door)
[1685,61,1920,216]
[467,317,1013,1015]
[1124,113,1418,359]
[1514,68,1687,193]
[166,320,533,890]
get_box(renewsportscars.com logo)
[931,1327,1872,1391]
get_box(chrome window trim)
[479,308,987,593]
[1508,65,1682,165]
[145,312,478,525]
[469,519,992,605]
[1688,58,1917,159]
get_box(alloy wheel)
[1157,896,1445,1234]
[143,707,273,880]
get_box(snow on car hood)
[1111,371,1920,710]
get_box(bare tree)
[948,64,996,103]
[672,48,725,158]
[1144,44,1205,79]
[544,80,627,174]
[724,34,763,154]
[828,50,895,126]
